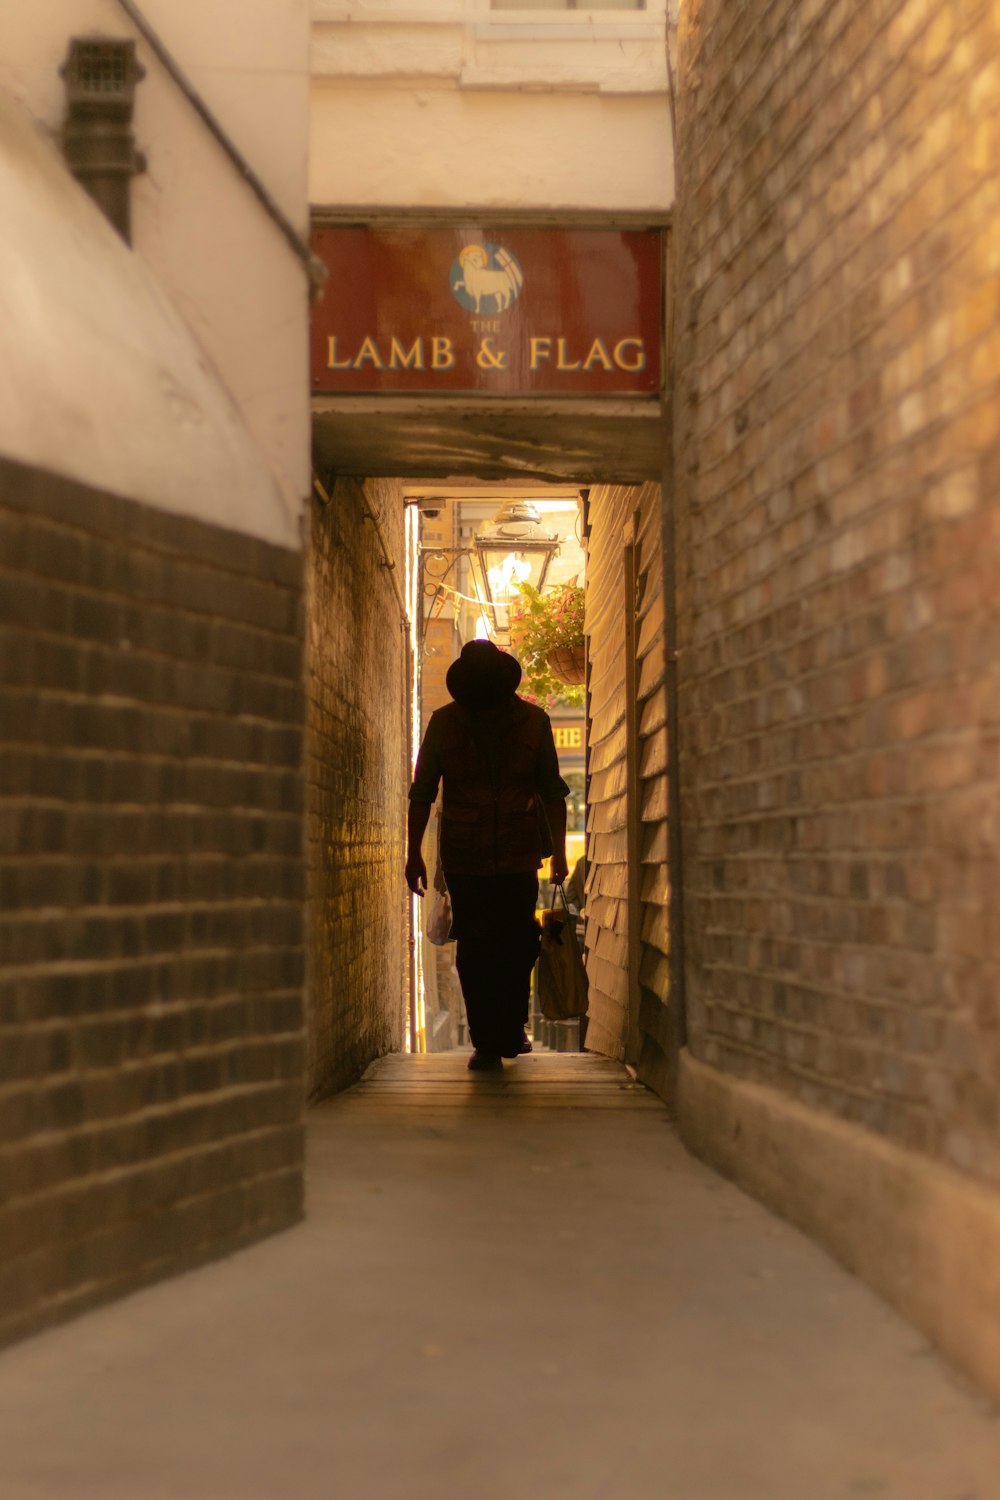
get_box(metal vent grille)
[61,36,145,242]
[63,38,141,103]
[74,43,130,93]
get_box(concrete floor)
[1,1050,999,1500]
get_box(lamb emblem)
[450,242,524,315]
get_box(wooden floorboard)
[319,1049,662,1112]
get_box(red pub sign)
[310,225,663,397]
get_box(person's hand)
[405,853,428,896]
[549,850,569,886]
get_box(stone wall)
[0,458,306,1347]
[673,0,1000,1186]
[305,477,409,1095]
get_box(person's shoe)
[468,1050,503,1072]
[518,1030,533,1054]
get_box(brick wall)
[305,477,409,1095]
[673,0,1000,1184]
[0,458,306,1346]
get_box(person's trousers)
[444,872,541,1058]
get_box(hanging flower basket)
[546,644,586,685]
[509,582,586,708]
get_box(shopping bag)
[425,817,454,946]
[536,883,588,1021]
[422,846,452,936]
[425,888,453,945]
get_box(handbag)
[536,883,589,1021]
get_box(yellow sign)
[554,726,583,750]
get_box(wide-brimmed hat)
[446,640,522,708]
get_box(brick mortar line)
[681,718,983,763]
[703,977,957,1019]
[685,471,986,626]
[681,821,981,847]
[0,669,305,714]
[0,569,301,653]
[0,777,303,803]
[0,993,302,1032]
[694,247,996,499]
[0,1074,299,1124]
[701,1011,938,1064]
[685,56,994,411]
[681,731,993,776]
[0,946,303,981]
[0,802,303,831]
[684,0,981,255]
[682,744,997,785]
[0,1163,302,1279]
[690,191,995,493]
[685,0,798,84]
[0,546,302,610]
[0,1132,302,1221]
[695,893,944,917]
[0,683,304,731]
[694,1039,937,1111]
[696,92,999,376]
[705,1016,940,1064]
[698,958,969,1000]
[690,858,989,877]
[0,793,303,816]
[681,0,832,183]
[692,183,996,460]
[680,602,988,677]
[692,26,999,301]
[0,505,301,592]
[683,795,994,820]
[0,853,302,868]
[679,654,986,710]
[0,1048,306,1123]
[0,617,303,692]
[3,896,303,922]
[0,1032,305,1101]
[0,1193,297,1346]
[683,0,902,241]
[695,936,942,965]
[679,476,998,649]
[1,746,302,772]
[681,704,993,750]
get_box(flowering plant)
[509,582,585,708]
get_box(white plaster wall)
[310,0,673,211]
[0,0,311,529]
[0,92,297,549]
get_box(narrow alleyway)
[1,1053,999,1500]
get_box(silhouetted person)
[406,640,569,1071]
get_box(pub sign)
[310,226,664,398]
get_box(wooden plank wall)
[583,485,632,1059]
[584,482,670,1089]
[634,484,672,1095]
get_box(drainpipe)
[61,37,145,244]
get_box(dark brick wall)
[0,458,307,1346]
[305,477,409,1096]
[673,0,1000,1184]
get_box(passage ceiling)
[311,396,666,484]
